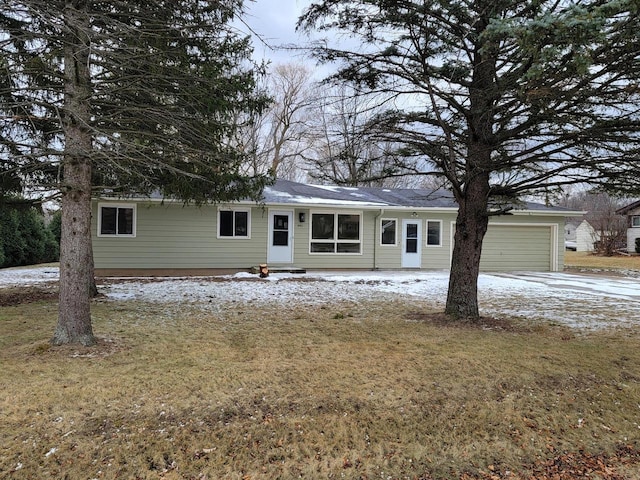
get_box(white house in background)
[564,221,578,250]
[616,200,640,253]
[575,220,599,252]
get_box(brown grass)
[564,251,640,272]
[1,291,640,479]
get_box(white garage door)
[480,225,553,271]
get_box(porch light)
[299,212,306,223]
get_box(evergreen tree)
[0,0,271,344]
[300,0,640,319]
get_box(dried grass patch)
[564,251,640,274]
[1,292,640,479]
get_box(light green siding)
[92,201,270,269]
[373,213,454,270]
[93,201,566,272]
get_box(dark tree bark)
[299,0,640,321]
[445,11,496,319]
[1,1,270,344]
[52,0,96,346]
[445,176,490,318]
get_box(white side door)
[401,219,422,268]
[267,210,293,263]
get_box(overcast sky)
[240,0,317,69]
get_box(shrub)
[0,201,60,267]
[635,237,640,254]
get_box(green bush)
[0,208,26,266]
[635,237,640,254]
[48,210,62,246]
[0,202,60,267]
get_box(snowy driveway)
[1,266,639,330]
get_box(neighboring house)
[616,200,640,253]
[92,179,581,276]
[575,220,599,252]
[564,221,578,251]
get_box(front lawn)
[1,293,639,479]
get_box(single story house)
[92,179,580,276]
[616,200,640,253]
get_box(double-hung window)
[426,220,442,246]
[218,209,250,238]
[98,204,136,237]
[310,212,361,253]
[632,216,640,227]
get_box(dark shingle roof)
[262,179,574,214]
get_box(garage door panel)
[480,225,551,271]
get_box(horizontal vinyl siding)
[374,213,454,269]
[93,202,566,272]
[93,202,269,269]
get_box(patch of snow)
[2,266,640,331]
[0,266,59,287]
[280,195,387,207]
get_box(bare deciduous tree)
[305,85,412,187]
[237,63,316,180]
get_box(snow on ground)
[1,266,639,330]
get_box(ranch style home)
[91,179,580,276]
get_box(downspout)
[374,209,384,270]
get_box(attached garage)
[93,180,575,276]
[479,223,557,271]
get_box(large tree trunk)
[445,175,490,319]
[445,6,496,320]
[52,0,96,346]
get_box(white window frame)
[309,210,363,255]
[217,208,251,239]
[380,218,398,246]
[426,219,442,247]
[632,215,640,227]
[97,203,136,238]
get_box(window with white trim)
[310,212,361,253]
[98,204,136,237]
[218,209,250,238]
[426,220,442,246]
[632,216,640,227]
[380,218,397,245]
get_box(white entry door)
[401,219,422,268]
[267,210,293,263]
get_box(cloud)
[241,0,312,65]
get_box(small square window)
[219,209,250,238]
[99,204,135,237]
[632,216,640,227]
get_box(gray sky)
[241,0,314,67]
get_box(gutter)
[374,209,384,270]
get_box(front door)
[401,219,422,268]
[267,210,293,263]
